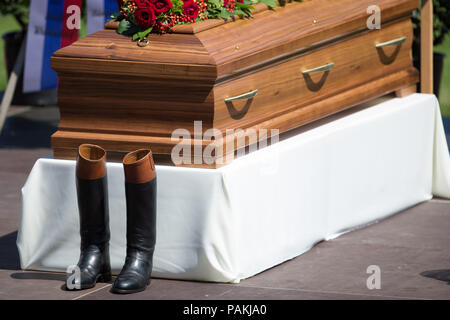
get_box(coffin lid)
[52,0,417,82]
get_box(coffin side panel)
[52,72,215,160]
[212,18,416,131]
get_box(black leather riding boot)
[111,149,157,294]
[67,144,111,290]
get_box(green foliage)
[208,0,222,8]
[258,0,278,9]
[117,19,140,36]
[434,0,450,45]
[235,2,254,17]
[206,0,224,20]
[0,14,22,92]
[172,0,184,14]
[132,27,153,40]
[413,0,450,46]
[0,0,30,30]
[435,34,450,117]
[206,0,256,20]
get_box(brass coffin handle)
[302,62,335,75]
[225,89,258,120]
[225,89,258,103]
[375,36,406,48]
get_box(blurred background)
[0,0,449,149]
[0,0,113,148]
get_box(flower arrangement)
[114,0,294,41]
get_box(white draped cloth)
[17,94,450,283]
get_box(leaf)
[258,0,278,8]
[132,27,153,41]
[218,8,232,20]
[208,0,221,8]
[233,9,247,16]
[171,0,184,14]
[117,19,140,36]
[235,3,253,17]
[235,2,254,10]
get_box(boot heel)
[98,272,112,283]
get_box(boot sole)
[110,287,146,294]
[110,279,151,294]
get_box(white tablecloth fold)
[17,94,450,283]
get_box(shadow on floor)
[0,116,56,148]
[10,271,113,292]
[420,269,450,285]
[10,271,70,291]
[10,272,66,281]
[0,231,21,270]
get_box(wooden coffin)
[51,0,419,168]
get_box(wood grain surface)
[420,0,433,93]
[52,0,417,80]
[51,0,419,168]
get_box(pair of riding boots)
[68,144,156,294]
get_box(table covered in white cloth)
[17,94,450,283]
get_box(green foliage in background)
[413,0,450,47]
[435,34,450,116]
[412,0,450,116]
[0,14,21,93]
[0,0,30,30]
[0,14,88,94]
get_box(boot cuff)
[123,149,156,184]
[76,144,107,180]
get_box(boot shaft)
[76,144,110,249]
[125,179,157,253]
[76,176,110,248]
[123,149,157,254]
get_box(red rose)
[182,0,199,20]
[134,0,151,6]
[150,0,173,15]
[134,4,157,28]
